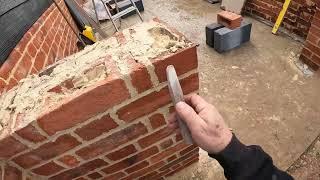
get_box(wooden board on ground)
[221,0,246,14]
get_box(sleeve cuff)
[209,134,248,170]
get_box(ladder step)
[112,6,136,20]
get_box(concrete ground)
[99,0,320,179]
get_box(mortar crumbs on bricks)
[0,20,192,135]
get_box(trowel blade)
[166,65,193,144]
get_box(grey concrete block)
[206,23,224,47]
[214,21,252,53]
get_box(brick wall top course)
[0,18,194,141]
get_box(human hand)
[168,94,232,154]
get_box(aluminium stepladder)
[93,0,143,32]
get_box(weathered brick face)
[300,7,320,70]
[0,19,199,179]
[0,0,79,93]
[244,0,317,38]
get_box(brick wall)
[0,19,199,179]
[244,0,317,38]
[300,6,320,70]
[0,0,79,93]
[244,0,320,70]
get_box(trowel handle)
[176,113,193,144]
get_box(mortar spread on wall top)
[0,19,192,139]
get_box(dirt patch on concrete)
[288,135,320,179]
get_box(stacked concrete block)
[206,11,251,52]
[0,18,199,180]
[214,21,252,53]
[206,23,224,47]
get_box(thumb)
[175,101,202,129]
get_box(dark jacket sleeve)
[209,134,294,180]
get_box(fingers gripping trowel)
[166,65,194,144]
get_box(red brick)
[175,132,182,142]
[125,161,149,173]
[30,67,38,75]
[52,42,58,56]
[117,73,198,122]
[156,169,170,179]
[29,22,40,35]
[76,123,147,160]
[75,114,118,141]
[13,134,80,168]
[312,16,320,29]
[63,39,70,57]
[102,172,126,180]
[121,161,165,180]
[46,50,56,66]
[138,127,172,149]
[164,155,199,177]
[159,148,198,171]
[46,30,55,45]
[311,54,320,65]
[300,54,319,70]
[301,47,313,58]
[0,136,27,158]
[14,53,32,80]
[150,143,188,164]
[0,79,6,92]
[33,50,46,71]
[38,78,130,135]
[128,58,153,93]
[152,46,198,82]
[170,163,181,171]
[32,161,64,176]
[117,87,170,122]
[44,17,53,30]
[27,43,38,58]
[58,155,80,167]
[306,41,320,56]
[50,159,108,180]
[42,42,50,55]
[15,124,47,143]
[149,113,166,129]
[75,178,87,180]
[88,172,103,179]
[180,73,199,94]
[4,164,22,180]
[181,155,199,167]
[307,32,320,46]
[217,11,243,29]
[160,139,174,149]
[17,32,32,52]
[309,26,320,39]
[33,31,45,49]
[102,146,159,174]
[0,57,15,79]
[105,144,137,161]
[6,78,18,90]
[139,171,158,180]
[180,145,198,156]
[167,155,177,162]
[47,79,74,93]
